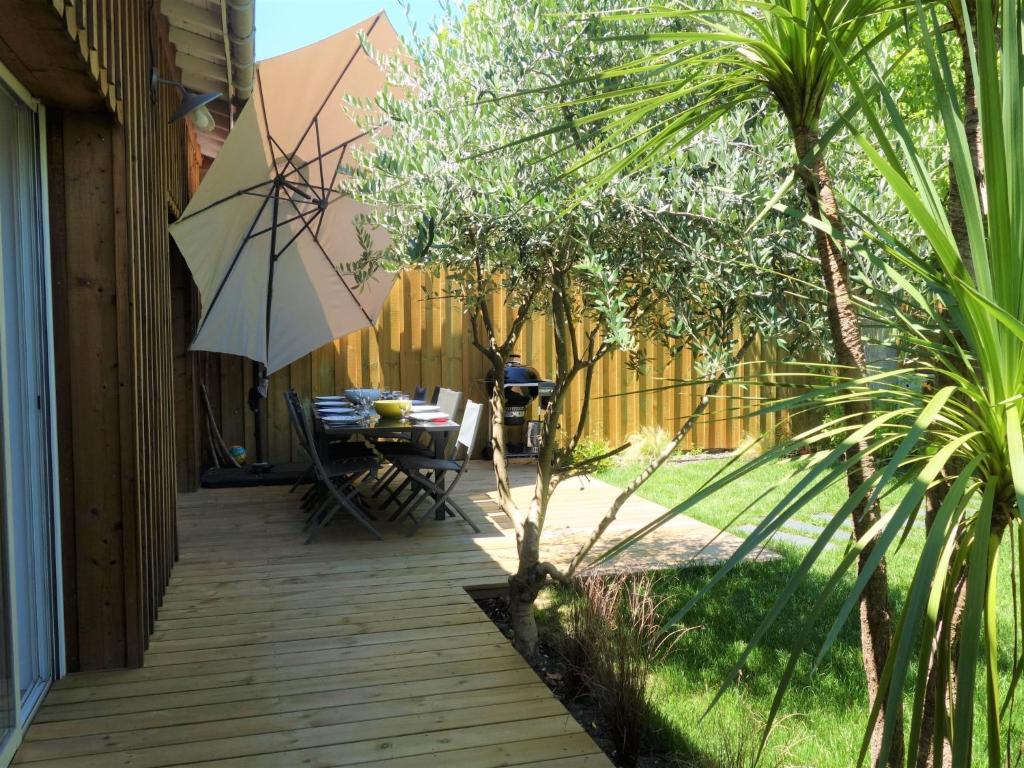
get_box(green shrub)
[572,437,614,474]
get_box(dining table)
[313,404,462,522]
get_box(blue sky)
[255,1,448,59]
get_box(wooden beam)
[179,72,226,99]
[0,0,105,109]
[175,50,228,84]
[162,0,222,35]
[205,97,231,119]
[167,26,225,64]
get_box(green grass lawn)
[537,456,1021,767]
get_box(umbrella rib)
[175,179,275,224]
[317,142,349,240]
[277,187,373,326]
[282,132,370,181]
[256,68,282,180]
[270,133,314,193]
[315,117,326,196]
[251,208,314,239]
[275,194,322,256]
[192,190,275,345]
[311,232,374,326]
[280,13,382,175]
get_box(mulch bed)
[475,596,677,768]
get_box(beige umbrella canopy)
[170,12,399,376]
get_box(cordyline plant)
[601,0,1024,763]
[350,0,821,658]
[557,0,909,760]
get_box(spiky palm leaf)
[564,0,898,188]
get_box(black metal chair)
[386,400,483,536]
[372,388,464,507]
[284,391,382,543]
[285,389,370,498]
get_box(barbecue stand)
[483,356,554,460]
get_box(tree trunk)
[793,127,904,768]
[509,563,545,660]
[487,372,520,531]
[508,283,582,658]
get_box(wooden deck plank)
[43,643,521,705]
[17,462,755,767]
[18,702,575,768]
[47,634,507,691]
[17,685,553,762]
[177,715,590,768]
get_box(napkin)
[409,411,449,422]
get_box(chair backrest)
[291,394,333,478]
[457,400,483,454]
[430,386,441,405]
[284,390,310,455]
[286,391,323,469]
[436,387,462,420]
[413,385,427,402]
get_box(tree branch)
[565,331,758,576]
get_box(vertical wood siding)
[40,0,201,670]
[209,272,807,465]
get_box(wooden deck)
[15,462,751,767]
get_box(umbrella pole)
[249,360,272,475]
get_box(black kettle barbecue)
[483,354,555,458]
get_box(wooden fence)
[206,272,805,466]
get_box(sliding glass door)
[0,68,60,762]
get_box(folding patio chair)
[373,387,464,507]
[284,389,371,500]
[285,391,383,543]
[387,400,483,536]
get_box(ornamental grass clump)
[564,573,681,766]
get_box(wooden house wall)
[2,1,202,670]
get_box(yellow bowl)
[373,399,411,418]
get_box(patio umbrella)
[170,13,400,466]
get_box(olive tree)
[350,0,824,656]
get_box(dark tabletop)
[315,414,460,436]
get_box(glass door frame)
[0,58,66,765]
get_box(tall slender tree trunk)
[793,126,904,768]
[917,6,982,764]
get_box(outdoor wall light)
[151,68,221,132]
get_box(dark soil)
[474,596,676,768]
